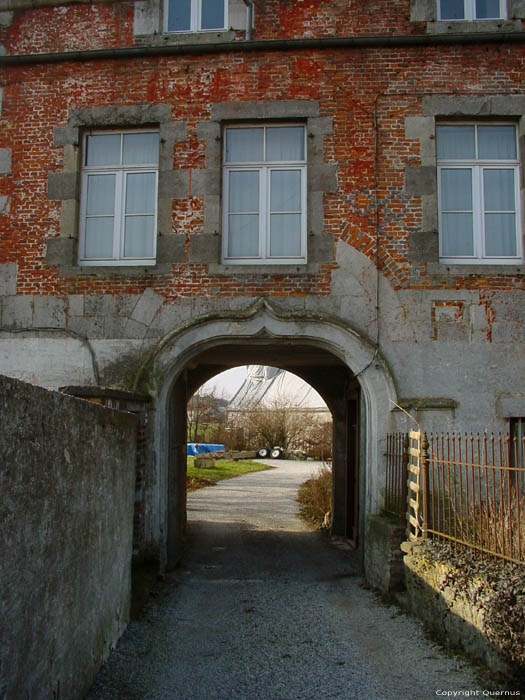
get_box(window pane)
[85,134,121,166]
[270,170,301,212]
[228,214,259,257]
[477,126,516,160]
[485,214,517,256]
[225,129,264,162]
[266,127,305,161]
[228,171,259,213]
[201,0,224,29]
[123,133,159,165]
[126,173,156,214]
[437,126,475,160]
[167,0,191,31]
[84,217,114,258]
[440,0,465,19]
[442,213,474,256]
[270,214,302,257]
[86,174,116,216]
[441,169,472,211]
[475,0,501,18]
[484,169,515,211]
[124,216,155,258]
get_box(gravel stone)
[88,460,483,699]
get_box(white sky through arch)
[199,366,248,399]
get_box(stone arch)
[142,299,398,569]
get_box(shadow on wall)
[0,375,137,699]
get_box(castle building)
[1,0,525,565]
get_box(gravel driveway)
[88,459,484,699]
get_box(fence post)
[421,432,429,540]
[402,433,409,518]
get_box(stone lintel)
[68,104,172,128]
[211,100,320,122]
[423,95,525,117]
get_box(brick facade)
[1,1,525,299]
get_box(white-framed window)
[437,123,521,264]
[438,0,506,20]
[222,124,307,265]
[78,130,159,267]
[165,0,227,33]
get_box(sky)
[199,365,248,399]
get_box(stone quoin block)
[405,166,437,196]
[0,148,11,174]
[47,173,79,201]
[0,263,16,296]
[188,234,220,263]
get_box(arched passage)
[142,300,397,570]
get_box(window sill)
[428,262,525,275]
[56,263,172,276]
[135,30,237,47]
[209,262,320,276]
[426,19,522,34]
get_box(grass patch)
[296,465,332,528]
[187,456,274,491]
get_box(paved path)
[89,460,484,700]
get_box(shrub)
[296,465,332,528]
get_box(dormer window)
[165,0,227,33]
[438,0,506,20]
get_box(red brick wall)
[1,3,525,298]
[0,1,423,55]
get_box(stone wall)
[402,542,512,675]
[364,514,406,594]
[0,374,137,699]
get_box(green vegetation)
[187,456,274,491]
[296,465,332,528]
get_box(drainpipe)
[242,0,254,41]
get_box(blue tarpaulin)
[187,443,225,456]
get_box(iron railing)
[384,432,408,518]
[385,430,525,565]
[426,431,524,565]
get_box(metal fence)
[384,432,408,518]
[385,429,525,565]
